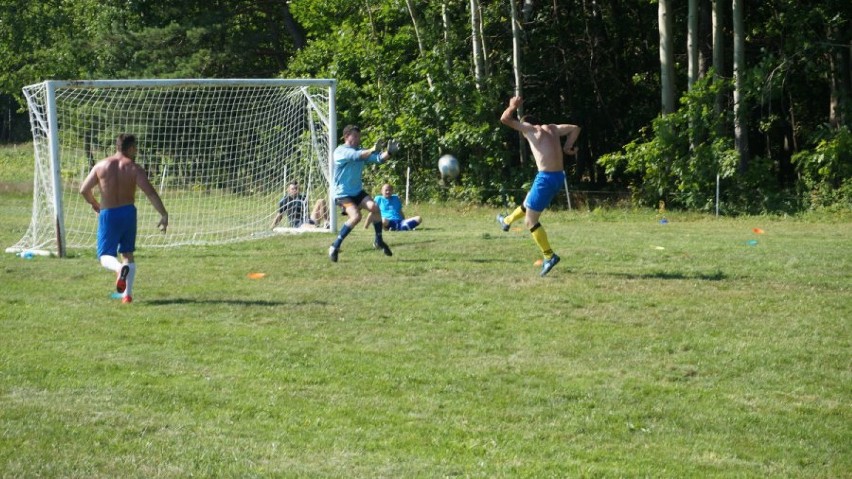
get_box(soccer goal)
[7,78,337,257]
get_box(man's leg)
[497,206,525,232]
[364,197,392,256]
[120,252,135,302]
[525,209,553,259]
[526,208,561,276]
[330,202,360,262]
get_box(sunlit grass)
[1,143,850,477]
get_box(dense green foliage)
[0,0,849,212]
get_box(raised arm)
[500,96,535,134]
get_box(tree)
[469,0,486,90]
[659,0,676,114]
[732,0,748,170]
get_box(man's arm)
[135,167,169,231]
[554,124,581,155]
[79,165,101,213]
[357,139,389,162]
[500,96,535,134]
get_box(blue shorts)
[524,171,565,212]
[97,204,137,257]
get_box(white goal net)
[7,79,337,257]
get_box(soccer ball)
[438,154,460,179]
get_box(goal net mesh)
[10,79,334,255]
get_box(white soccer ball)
[438,154,460,179]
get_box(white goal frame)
[7,78,338,257]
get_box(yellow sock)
[504,206,525,226]
[530,223,553,259]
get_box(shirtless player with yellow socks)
[497,96,580,277]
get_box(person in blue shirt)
[328,124,398,262]
[373,183,422,231]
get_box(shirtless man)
[80,134,168,303]
[497,96,580,276]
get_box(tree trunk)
[509,0,525,164]
[405,0,433,89]
[470,0,485,90]
[442,2,452,72]
[510,0,523,98]
[828,24,850,128]
[733,0,749,170]
[712,0,725,121]
[698,0,713,77]
[659,0,676,114]
[278,2,306,51]
[478,1,490,77]
[687,0,700,152]
[688,0,699,89]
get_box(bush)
[792,125,852,210]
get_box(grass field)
[1,143,850,477]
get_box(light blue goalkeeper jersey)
[333,144,382,198]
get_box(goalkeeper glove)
[387,139,400,155]
[373,139,385,154]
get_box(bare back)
[80,153,163,213]
[80,138,169,231]
[91,155,143,208]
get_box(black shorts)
[335,190,369,209]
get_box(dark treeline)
[1,0,848,213]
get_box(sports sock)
[530,223,554,258]
[100,255,122,272]
[332,224,353,249]
[124,263,137,298]
[504,206,526,226]
[373,221,383,243]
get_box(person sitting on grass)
[367,183,422,231]
[272,181,328,229]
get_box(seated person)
[272,182,328,228]
[370,183,422,231]
[311,198,330,228]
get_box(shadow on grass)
[606,270,727,281]
[145,298,329,307]
[579,269,727,281]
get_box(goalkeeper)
[328,124,398,262]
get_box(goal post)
[7,78,337,257]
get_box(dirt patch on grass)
[0,182,32,194]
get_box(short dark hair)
[116,134,136,153]
[342,124,361,137]
[520,115,540,126]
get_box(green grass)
[1,144,850,477]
